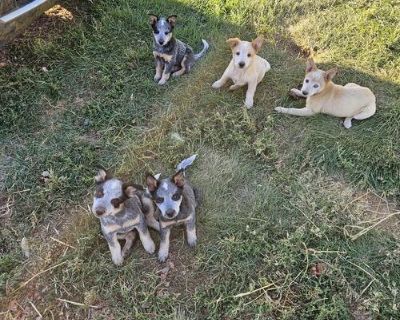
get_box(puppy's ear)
[146,174,159,192]
[306,58,317,73]
[95,169,111,183]
[123,183,143,198]
[167,15,177,27]
[251,36,264,53]
[324,67,338,82]
[226,38,241,49]
[172,170,185,188]
[149,14,158,26]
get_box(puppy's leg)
[158,227,171,262]
[290,88,307,98]
[212,68,231,89]
[244,81,258,108]
[158,61,174,85]
[172,56,187,77]
[120,231,136,258]
[185,216,197,247]
[137,221,155,254]
[275,107,315,116]
[105,233,123,266]
[343,117,353,129]
[154,58,163,82]
[146,214,160,231]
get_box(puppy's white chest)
[231,71,247,85]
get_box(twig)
[358,279,375,300]
[29,301,42,319]
[14,261,68,292]
[234,283,276,298]
[50,237,76,249]
[57,298,102,309]
[349,211,400,241]
[346,260,379,283]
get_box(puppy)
[212,36,271,108]
[91,169,158,265]
[149,14,209,85]
[146,170,198,262]
[275,58,376,128]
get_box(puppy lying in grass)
[275,58,376,128]
[212,36,271,108]
[91,170,158,265]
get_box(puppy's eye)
[111,198,122,208]
[313,84,319,88]
[95,190,104,198]
[247,53,251,57]
[156,197,164,204]
[305,79,309,83]
[236,52,240,56]
[164,31,169,35]
[154,30,159,35]
[172,193,181,201]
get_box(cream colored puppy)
[212,37,271,108]
[275,58,376,128]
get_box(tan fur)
[153,51,173,62]
[275,59,376,128]
[212,36,271,108]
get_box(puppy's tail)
[194,39,209,61]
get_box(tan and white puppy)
[275,58,376,128]
[212,37,271,108]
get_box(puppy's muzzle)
[302,90,308,96]
[166,209,176,218]
[238,62,245,68]
[158,40,165,45]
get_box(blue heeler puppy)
[149,14,209,85]
[146,155,199,262]
[91,169,158,265]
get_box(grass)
[1,0,399,318]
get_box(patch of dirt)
[0,4,76,67]
[274,34,313,58]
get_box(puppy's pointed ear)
[95,169,111,183]
[306,58,317,73]
[123,183,143,198]
[324,67,338,82]
[167,15,177,27]
[226,38,241,49]
[146,174,159,192]
[172,170,185,188]
[251,36,264,53]
[149,14,158,26]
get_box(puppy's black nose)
[302,90,308,96]
[158,40,164,45]
[95,207,106,216]
[166,209,176,218]
[238,62,245,68]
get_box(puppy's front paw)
[343,118,352,129]
[111,254,124,266]
[212,80,223,89]
[154,75,161,82]
[158,78,167,85]
[275,107,285,113]
[158,249,169,262]
[187,236,197,248]
[143,239,155,254]
[244,99,253,109]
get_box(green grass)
[1,0,399,319]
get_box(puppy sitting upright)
[212,36,271,108]
[146,156,199,262]
[149,14,209,85]
[275,58,376,128]
[91,170,157,265]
